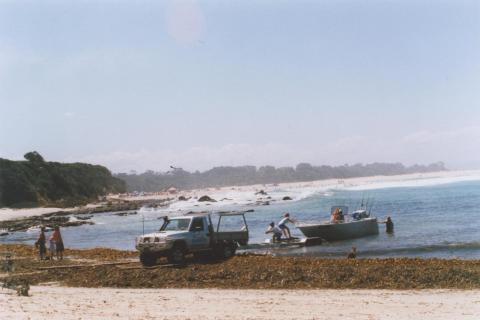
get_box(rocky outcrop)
[198,195,217,202]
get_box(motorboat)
[297,205,379,241]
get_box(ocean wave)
[343,173,480,191]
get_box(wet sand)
[1,286,479,320]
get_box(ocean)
[3,179,480,259]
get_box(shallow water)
[2,180,480,259]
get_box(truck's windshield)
[160,218,191,231]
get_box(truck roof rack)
[216,211,250,216]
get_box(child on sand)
[48,234,56,260]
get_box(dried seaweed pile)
[1,244,137,261]
[2,245,479,289]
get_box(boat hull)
[297,218,379,241]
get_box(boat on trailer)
[264,236,323,247]
[297,205,379,241]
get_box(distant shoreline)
[2,169,480,222]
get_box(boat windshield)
[160,218,191,231]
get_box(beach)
[2,286,479,320]
[1,171,480,319]
[1,241,479,319]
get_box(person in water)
[384,216,394,233]
[35,226,47,260]
[278,213,295,239]
[265,222,283,242]
[52,226,65,260]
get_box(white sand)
[1,286,479,320]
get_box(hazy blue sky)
[0,0,479,172]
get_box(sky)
[0,0,479,173]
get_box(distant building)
[167,187,178,194]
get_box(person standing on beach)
[52,226,65,260]
[278,213,296,239]
[35,227,47,260]
[48,232,56,260]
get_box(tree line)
[116,161,446,192]
[0,152,126,208]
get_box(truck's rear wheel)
[168,244,186,265]
[216,241,237,259]
[139,252,157,267]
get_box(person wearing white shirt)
[265,222,283,242]
[278,213,295,239]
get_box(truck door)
[189,217,210,250]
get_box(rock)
[255,190,268,196]
[198,195,217,202]
[75,215,93,220]
[62,221,94,227]
[114,211,138,216]
[282,196,292,201]
[178,196,188,201]
[46,216,69,224]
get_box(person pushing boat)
[265,222,283,242]
[380,216,394,233]
[278,213,296,239]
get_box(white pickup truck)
[135,212,249,266]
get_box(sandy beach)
[1,286,479,320]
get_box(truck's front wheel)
[139,252,157,267]
[168,245,186,265]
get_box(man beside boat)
[380,216,394,233]
[265,222,283,242]
[278,213,296,239]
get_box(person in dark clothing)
[35,227,47,260]
[385,216,394,233]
